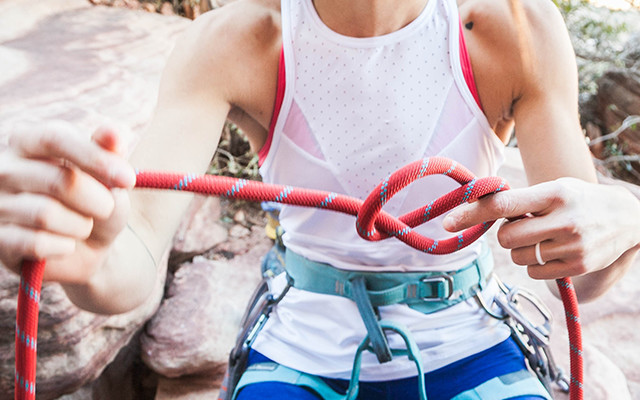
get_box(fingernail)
[118,166,136,188]
[111,164,136,188]
[443,214,455,231]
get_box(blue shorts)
[235,337,547,400]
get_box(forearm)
[597,170,640,205]
[62,226,158,314]
[595,172,640,252]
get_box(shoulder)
[457,0,577,130]
[457,0,565,42]
[161,0,282,105]
[186,0,281,53]
[460,0,574,79]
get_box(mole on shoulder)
[465,21,474,30]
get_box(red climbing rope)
[558,277,584,397]
[15,260,44,400]
[15,156,582,399]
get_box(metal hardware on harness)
[222,277,291,400]
[491,284,571,395]
[420,275,454,301]
[473,284,508,321]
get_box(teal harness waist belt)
[284,245,494,315]
[278,247,496,400]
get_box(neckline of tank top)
[299,0,440,48]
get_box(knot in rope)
[355,157,508,253]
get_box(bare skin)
[444,178,640,300]
[0,0,639,313]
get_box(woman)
[1,0,639,398]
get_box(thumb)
[443,183,556,232]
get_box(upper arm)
[126,1,280,261]
[510,0,596,184]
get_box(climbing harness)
[235,319,430,400]
[15,157,583,400]
[219,245,557,400]
[283,246,493,367]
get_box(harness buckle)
[420,274,454,301]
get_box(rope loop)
[356,157,509,254]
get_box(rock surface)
[171,196,229,255]
[0,1,189,398]
[595,70,640,149]
[141,228,269,378]
[583,34,640,183]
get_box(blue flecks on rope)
[173,173,197,191]
[426,240,439,253]
[274,186,293,202]
[355,221,374,238]
[422,201,434,222]
[418,158,430,178]
[393,227,412,237]
[15,374,35,395]
[558,280,575,290]
[319,192,337,208]
[460,178,476,204]
[443,161,457,176]
[15,327,36,351]
[571,377,584,389]
[380,179,390,206]
[225,179,247,197]
[565,311,580,324]
[20,281,40,304]
[569,343,583,357]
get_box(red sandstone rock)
[596,70,640,154]
[0,1,189,398]
[141,227,270,378]
[172,196,229,254]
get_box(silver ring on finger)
[534,241,545,266]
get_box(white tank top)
[254,0,510,380]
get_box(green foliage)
[554,0,639,94]
[209,123,260,179]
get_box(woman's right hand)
[0,122,136,285]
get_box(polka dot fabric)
[260,0,505,272]
[291,0,450,202]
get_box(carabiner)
[492,285,569,394]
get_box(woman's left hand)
[443,177,640,284]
